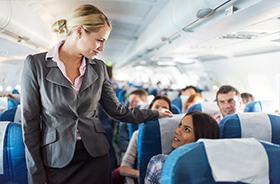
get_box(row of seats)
[137,113,280,184]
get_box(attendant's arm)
[98,61,172,124]
[21,55,47,184]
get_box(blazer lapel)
[45,59,73,89]
[79,58,98,94]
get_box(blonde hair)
[51,4,112,35]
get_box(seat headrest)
[219,113,280,145]
[244,100,279,113]
[162,139,279,184]
[187,102,220,117]
[138,114,185,184]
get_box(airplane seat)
[13,105,22,123]
[115,88,127,105]
[163,91,179,101]
[0,107,17,121]
[244,100,279,113]
[171,95,189,114]
[219,113,280,145]
[0,121,28,184]
[161,138,280,184]
[148,88,158,96]
[187,102,220,117]
[171,104,181,114]
[137,114,185,184]
[7,99,20,110]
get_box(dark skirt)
[45,140,112,184]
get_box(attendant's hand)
[158,108,173,118]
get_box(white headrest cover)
[200,138,269,184]
[159,114,185,154]
[201,102,220,116]
[180,95,189,113]
[14,105,22,123]
[238,113,271,142]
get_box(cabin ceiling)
[0,0,279,69]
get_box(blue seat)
[148,88,158,96]
[7,99,19,110]
[219,113,280,145]
[0,122,27,184]
[162,139,280,184]
[187,102,220,117]
[137,114,184,184]
[171,104,181,114]
[0,107,17,121]
[171,95,189,113]
[115,88,127,105]
[244,100,279,113]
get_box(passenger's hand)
[158,108,173,118]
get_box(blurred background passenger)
[184,93,205,113]
[179,85,199,97]
[239,92,254,112]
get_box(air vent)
[219,31,267,39]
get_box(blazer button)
[72,116,78,120]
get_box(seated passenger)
[112,95,171,184]
[214,85,240,123]
[145,111,220,184]
[184,93,205,113]
[238,92,254,112]
[179,85,199,96]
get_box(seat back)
[162,139,280,184]
[219,113,280,145]
[137,114,185,184]
[187,102,220,117]
[0,122,27,184]
[171,95,189,113]
[163,91,179,101]
[0,107,17,121]
[244,100,279,113]
[171,104,181,114]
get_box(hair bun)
[51,19,68,34]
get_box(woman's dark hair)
[148,95,171,111]
[185,111,220,141]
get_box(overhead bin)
[119,0,280,68]
[0,1,57,51]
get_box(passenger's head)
[148,95,171,111]
[52,4,112,35]
[128,89,148,108]
[172,111,220,149]
[184,93,205,113]
[180,86,199,96]
[239,92,254,112]
[216,85,240,117]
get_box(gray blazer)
[21,52,159,184]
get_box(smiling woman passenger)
[145,111,220,184]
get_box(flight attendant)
[21,4,172,184]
